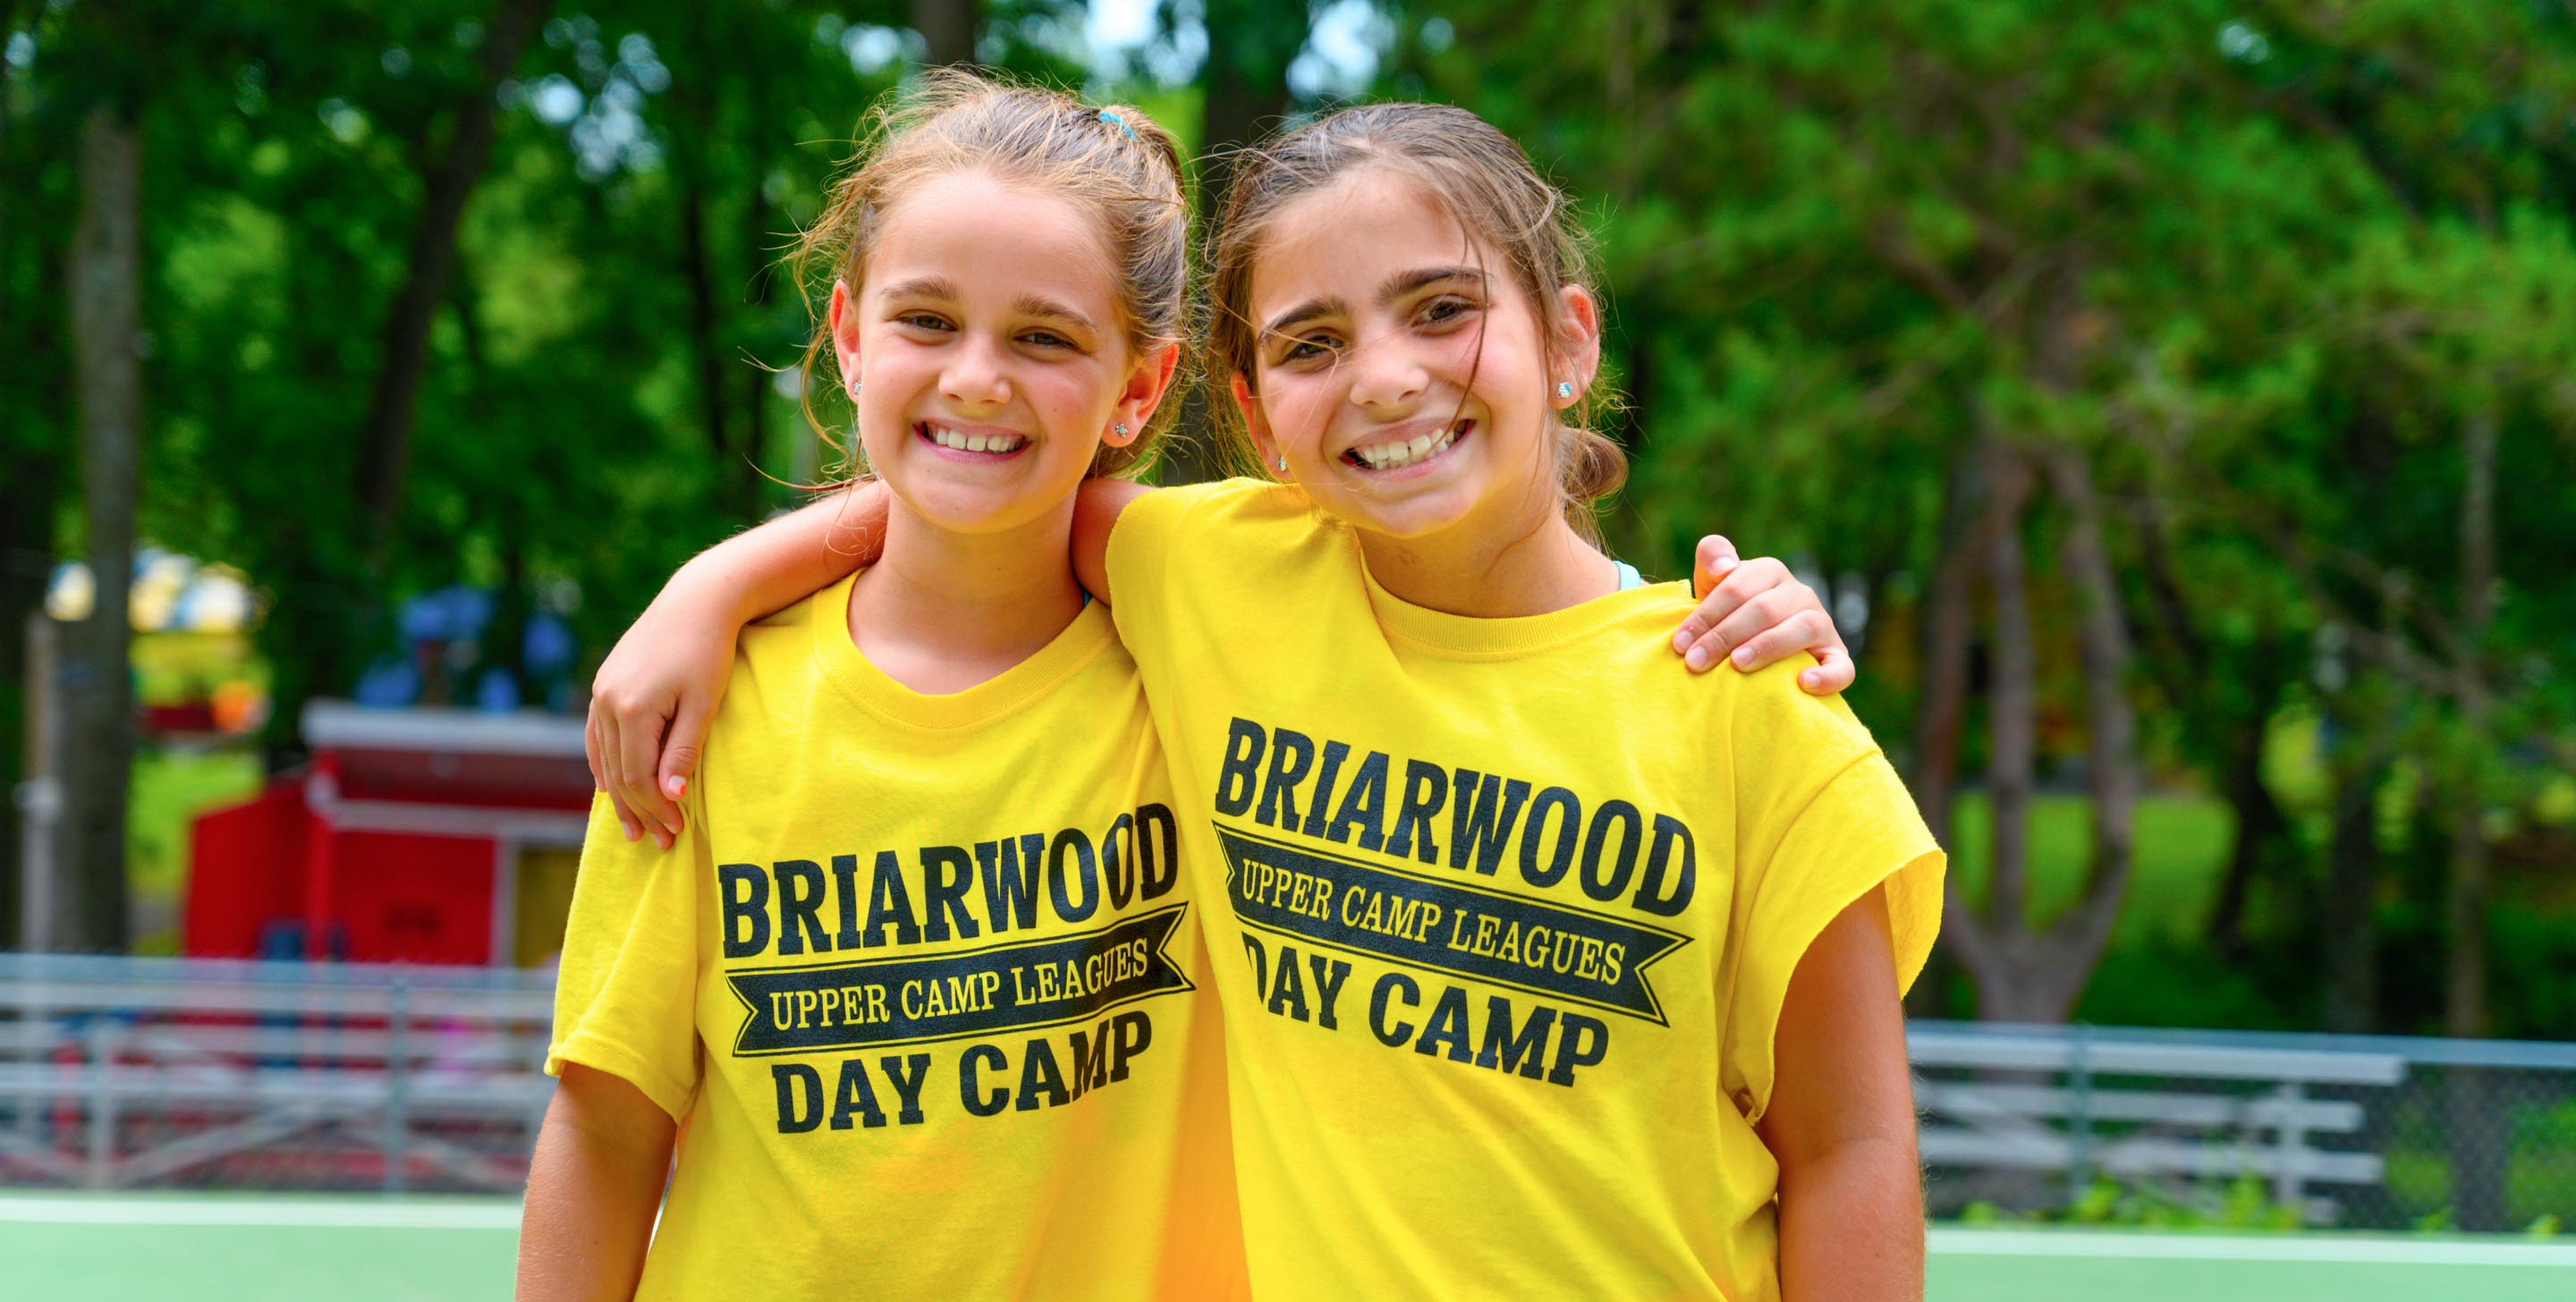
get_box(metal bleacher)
[3,954,2570,1233]
[0,953,555,1193]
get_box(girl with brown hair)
[584,99,1928,1300]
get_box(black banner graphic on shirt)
[724,904,1191,1055]
[1216,825,1685,1025]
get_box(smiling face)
[1234,168,1598,545]
[831,169,1170,537]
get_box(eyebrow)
[879,277,1095,333]
[876,275,960,302]
[1260,265,1488,339]
[1013,293,1097,334]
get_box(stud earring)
[1555,381,1575,400]
[1114,422,1130,438]
[1274,455,1288,474]
[848,378,862,396]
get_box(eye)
[1418,295,1479,326]
[1277,331,1341,364]
[896,311,953,333]
[1019,329,1076,350]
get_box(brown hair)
[791,68,1191,479]
[1206,102,1626,539]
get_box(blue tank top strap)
[1611,560,1645,592]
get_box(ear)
[1551,283,1604,408]
[1228,371,1281,469]
[828,278,864,395]
[1106,340,1182,447]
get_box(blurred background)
[1,0,2572,1293]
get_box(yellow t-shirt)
[1106,481,1945,1301]
[547,573,1244,1301]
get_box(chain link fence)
[1913,1019,2576,1232]
[4,953,2570,1234]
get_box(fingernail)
[1685,647,1708,672]
[1713,559,1738,577]
[623,824,640,843]
[1801,670,1820,689]
[1733,645,1756,667]
[665,775,686,799]
[1672,630,1693,654]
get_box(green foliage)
[1958,1173,2309,1231]
[5,2,2571,1014]
[1373,0,2576,1027]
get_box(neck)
[1355,493,1614,619]
[848,494,1085,691]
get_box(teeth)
[925,425,1024,454]
[1355,425,1460,469]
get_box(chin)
[1326,492,1479,543]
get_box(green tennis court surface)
[2,1195,2570,1299]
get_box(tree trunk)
[2133,467,2292,960]
[2445,410,2495,1041]
[63,104,141,952]
[2042,446,2138,993]
[2203,682,2286,959]
[0,91,62,943]
[911,0,979,67]
[2446,408,2504,1231]
[2319,690,2385,1034]
[1917,436,2011,1010]
[1982,447,2036,945]
[1943,445,2138,1026]
[351,0,546,560]
[1910,442,1987,848]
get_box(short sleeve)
[1716,669,1945,1124]
[545,790,708,1122]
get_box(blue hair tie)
[1098,108,1136,141]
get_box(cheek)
[1257,372,1337,447]
[1026,361,1115,423]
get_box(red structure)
[185,702,594,967]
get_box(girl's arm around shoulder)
[1758,886,1923,1302]
[1673,536,1854,696]
[590,483,890,847]
[516,1062,678,1301]
[1069,477,1156,605]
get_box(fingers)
[1800,644,1856,696]
[613,704,675,851]
[1672,556,1792,668]
[1724,605,1834,672]
[592,706,643,843]
[655,695,714,841]
[1689,535,1741,600]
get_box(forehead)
[867,169,1121,307]
[1246,167,1503,316]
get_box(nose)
[940,333,1013,410]
[1345,331,1429,412]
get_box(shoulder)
[1118,478,1323,549]
[1563,585,1881,781]
[1108,479,1344,613]
[716,578,845,731]
[1117,476,1298,532]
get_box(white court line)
[0,1201,2568,1266]
[0,1196,521,1230]
[1928,1228,2576,1268]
